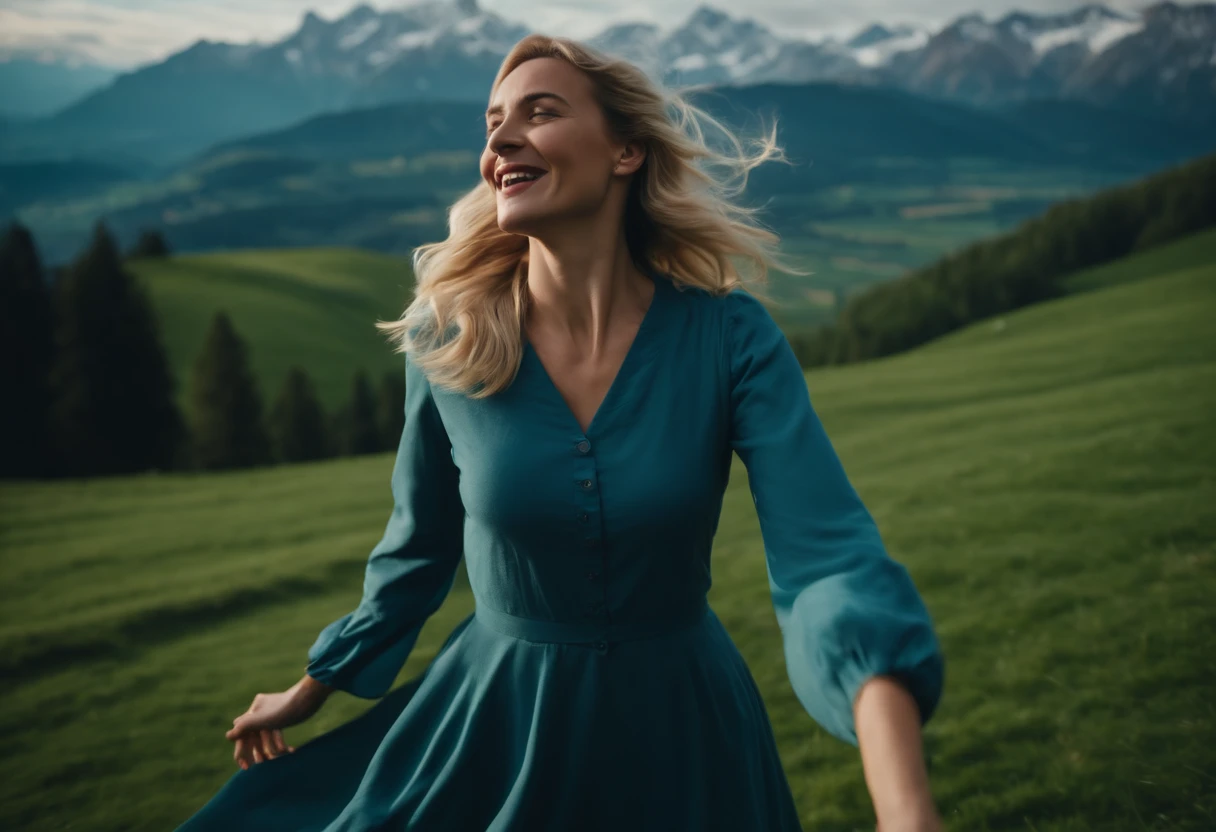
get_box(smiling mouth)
[498,172,547,197]
[499,172,548,196]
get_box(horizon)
[0,0,1192,70]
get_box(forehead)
[488,57,590,111]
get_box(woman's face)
[480,57,638,236]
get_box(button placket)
[572,436,607,625]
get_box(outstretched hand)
[225,676,332,769]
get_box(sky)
[0,0,1180,69]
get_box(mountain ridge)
[1,2,1210,166]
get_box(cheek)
[478,152,495,186]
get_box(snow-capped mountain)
[843,24,932,69]
[880,4,1155,104]
[7,1,1213,166]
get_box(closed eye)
[485,111,558,138]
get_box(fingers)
[230,728,298,770]
[260,729,279,760]
[226,713,260,740]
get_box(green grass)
[2,246,1213,830]
[1061,227,1216,294]
[130,247,416,412]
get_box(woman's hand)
[225,674,334,769]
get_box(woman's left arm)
[723,289,946,825]
[856,676,942,831]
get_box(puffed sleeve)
[725,289,944,746]
[305,351,465,699]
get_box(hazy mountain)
[1063,2,1216,122]
[0,57,118,118]
[1,1,1212,168]
[0,0,526,165]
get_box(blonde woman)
[178,34,945,832]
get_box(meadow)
[1,231,1214,830]
[129,247,415,412]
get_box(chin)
[497,208,552,236]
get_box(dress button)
[594,641,608,652]
[579,479,593,490]
[577,512,589,523]
[576,440,591,454]
[587,570,599,581]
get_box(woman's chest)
[434,346,731,543]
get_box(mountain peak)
[454,0,480,15]
[687,5,730,28]
[848,24,895,49]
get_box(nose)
[487,122,524,158]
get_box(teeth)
[502,172,542,187]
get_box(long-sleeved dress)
[176,270,945,831]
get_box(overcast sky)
[0,0,1180,69]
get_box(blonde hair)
[376,33,801,397]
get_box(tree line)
[0,221,406,480]
[787,152,1216,368]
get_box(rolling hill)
[129,247,416,413]
[1,229,1212,830]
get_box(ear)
[613,140,647,177]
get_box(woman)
[178,34,945,832]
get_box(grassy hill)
[129,247,416,413]
[1,236,1213,830]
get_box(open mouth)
[499,170,548,196]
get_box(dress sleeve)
[305,351,465,699]
[725,289,945,746]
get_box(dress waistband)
[473,596,710,646]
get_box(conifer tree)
[269,366,329,463]
[0,222,55,477]
[376,367,406,452]
[128,229,170,259]
[344,369,380,456]
[189,311,272,470]
[49,222,183,476]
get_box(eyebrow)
[485,91,570,119]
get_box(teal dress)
[177,271,944,831]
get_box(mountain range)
[1,1,1212,167]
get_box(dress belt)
[473,596,710,645]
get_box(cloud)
[0,0,354,66]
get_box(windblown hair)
[376,33,801,397]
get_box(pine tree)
[0,222,55,477]
[269,366,329,463]
[343,369,380,456]
[376,367,406,452]
[49,221,184,476]
[189,311,272,470]
[128,229,170,259]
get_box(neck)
[523,225,652,351]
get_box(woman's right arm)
[303,351,466,698]
[227,351,465,767]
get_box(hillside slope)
[1,244,1212,829]
[130,246,416,412]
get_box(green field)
[2,235,1214,830]
[129,247,416,412]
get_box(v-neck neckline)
[524,272,667,438]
